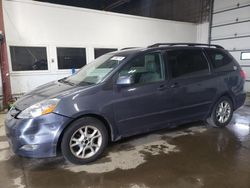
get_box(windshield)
[64,54,126,85]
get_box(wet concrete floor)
[0,102,250,187]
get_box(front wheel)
[61,117,108,164]
[207,97,233,127]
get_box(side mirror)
[116,75,134,86]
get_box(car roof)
[108,43,224,56]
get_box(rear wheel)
[61,117,108,164]
[207,97,233,127]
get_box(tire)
[61,117,108,164]
[206,96,233,128]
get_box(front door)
[113,52,169,136]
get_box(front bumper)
[5,112,71,158]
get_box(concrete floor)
[1,101,250,188]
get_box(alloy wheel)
[216,101,231,124]
[69,125,102,159]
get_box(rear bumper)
[234,92,246,110]
[5,112,71,158]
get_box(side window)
[94,48,117,59]
[167,49,209,79]
[10,46,48,71]
[241,52,250,60]
[205,49,234,71]
[57,47,86,69]
[119,53,165,84]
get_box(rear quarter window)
[205,49,236,72]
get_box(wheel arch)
[207,92,235,119]
[218,92,235,109]
[56,113,117,155]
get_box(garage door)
[210,0,250,91]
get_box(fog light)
[20,144,39,151]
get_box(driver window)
[119,53,165,84]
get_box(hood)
[14,80,92,110]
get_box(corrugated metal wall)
[210,0,250,91]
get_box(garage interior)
[0,0,250,187]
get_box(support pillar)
[0,0,12,109]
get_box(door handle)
[170,83,179,88]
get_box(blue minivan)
[5,43,246,164]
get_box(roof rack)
[147,43,224,49]
[120,47,139,50]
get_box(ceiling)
[35,0,212,23]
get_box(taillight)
[240,70,247,80]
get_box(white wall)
[3,0,200,95]
[196,22,209,43]
[211,0,250,91]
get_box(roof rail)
[120,47,139,50]
[147,43,224,49]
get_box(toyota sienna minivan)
[5,43,246,164]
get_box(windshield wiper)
[79,81,94,85]
[58,78,75,86]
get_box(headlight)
[17,98,60,119]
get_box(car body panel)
[166,74,216,121]
[113,80,172,136]
[14,80,93,111]
[5,112,72,158]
